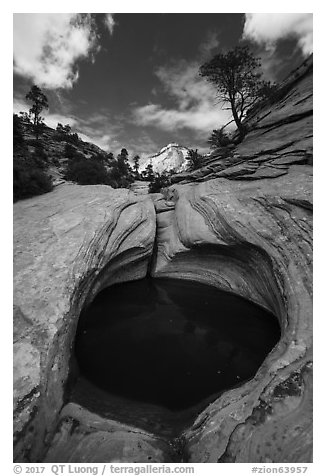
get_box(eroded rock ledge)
[13,57,312,463]
[151,164,312,462]
[13,168,312,463]
[173,56,312,184]
[13,184,156,461]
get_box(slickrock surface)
[174,56,312,184]
[148,57,313,462]
[152,165,312,462]
[13,56,312,463]
[129,180,150,195]
[13,184,156,462]
[43,403,176,463]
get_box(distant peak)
[139,143,190,174]
[159,143,181,153]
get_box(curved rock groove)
[13,58,312,463]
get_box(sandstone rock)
[13,184,156,461]
[152,165,312,462]
[21,121,110,164]
[13,55,312,464]
[148,57,313,462]
[173,58,312,185]
[44,403,175,463]
[129,180,150,195]
[140,143,190,174]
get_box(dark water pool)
[75,278,280,410]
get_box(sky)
[13,13,313,159]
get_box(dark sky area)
[13,13,312,158]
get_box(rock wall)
[151,165,312,461]
[148,57,313,462]
[13,56,312,463]
[173,55,312,184]
[13,184,156,461]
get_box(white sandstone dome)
[139,143,190,174]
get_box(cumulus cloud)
[78,132,113,150]
[13,13,99,89]
[13,98,29,116]
[243,13,313,56]
[104,14,116,35]
[77,127,116,151]
[132,60,232,137]
[44,114,78,130]
[13,95,118,150]
[71,110,128,153]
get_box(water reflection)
[75,278,280,410]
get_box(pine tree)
[25,85,49,140]
[133,155,140,178]
[200,46,272,140]
[144,162,155,181]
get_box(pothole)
[70,277,280,436]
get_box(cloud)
[43,113,78,130]
[13,93,159,157]
[13,13,100,89]
[243,13,313,56]
[78,132,113,150]
[77,127,116,151]
[13,98,29,116]
[198,31,220,59]
[70,110,134,154]
[14,96,78,128]
[132,60,232,137]
[127,134,161,161]
[13,95,119,151]
[104,14,116,35]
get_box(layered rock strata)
[13,184,156,461]
[13,56,312,463]
[147,58,313,462]
[151,164,312,462]
[174,56,312,184]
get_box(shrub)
[65,157,112,185]
[32,142,48,165]
[208,128,232,149]
[106,152,115,164]
[56,125,80,144]
[115,176,133,189]
[257,81,279,101]
[13,114,25,151]
[27,139,39,147]
[106,153,134,188]
[148,171,172,193]
[64,143,81,160]
[56,123,71,135]
[186,149,203,171]
[65,132,80,145]
[13,156,53,202]
[23,139,49,167]
[55,132,67,142]
[51,157,60,167]
[19,112,32,124]
[246,82,288,117]
[142,163,155,181]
